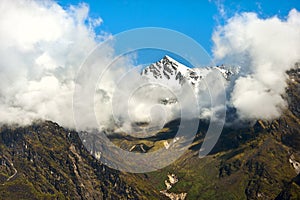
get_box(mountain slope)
[117,65,300,199]
[0,121,154,199]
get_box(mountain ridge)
[141,55,240,87]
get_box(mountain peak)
[141,56,239,87]
[163,55,178,63]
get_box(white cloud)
[2,0,299,132]
[230,76,286,120]
[213,9,300,120]
[0,0,108,128]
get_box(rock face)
[0,121,143,199]
[286,63,300,119]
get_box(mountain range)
[0,57,299,199]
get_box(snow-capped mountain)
[140,55,239,105]
[141,55,239,87]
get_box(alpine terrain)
[0,57,299,200]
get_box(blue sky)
[57,0,300,65]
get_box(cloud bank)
[0,0,300,132]
[213,9,300,120]
[0,0,107,127]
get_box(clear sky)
[57,0,300,63]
